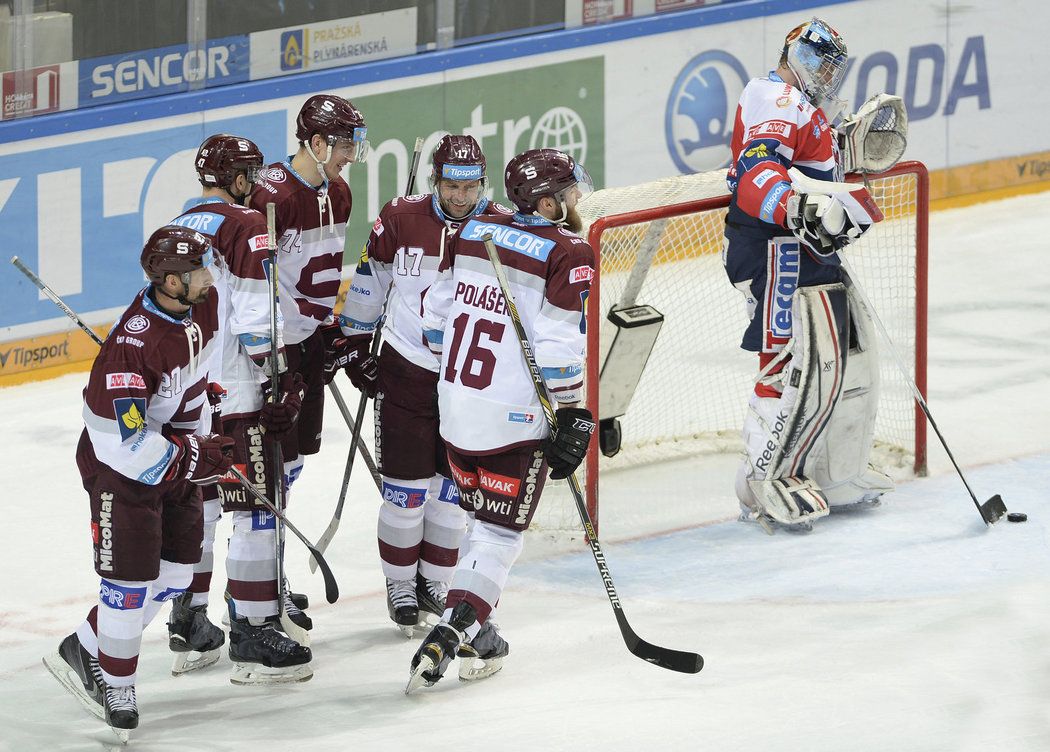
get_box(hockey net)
[532,161,928,535]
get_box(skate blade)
[458,652,505,682]
[109,725,130,745]
[171,647,220,676]
[42,652,105,721]
[230,661,313,686]
[405,656,437,695]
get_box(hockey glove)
[322,325,378,396]
[544,407,596,480]
[260,371,306,437]
[786,191,869,256]
[166,433,235,485]
[205,382,226,435]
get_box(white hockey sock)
[190,496,221,608]
[445,520,523,638]
[94,577,149,687]
[420,474,466,583]
[377,476,427,581]
[143,559,193,627]
[226,510,278,621]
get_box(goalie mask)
[195,133,264,202]
[783,18,848,119]
[504,149,593,225]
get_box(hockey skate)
[282,586,313,631]
[168,593,225,675]
[103,684,138,744]
[228,617,313,685]
[416,572,448,630]
[386,577,419,638]
[220,588,308,627]
[457,619,509,682]
[405,601,473,694]
[42,633,105,721]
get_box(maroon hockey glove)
[205,382,226,434]
[166,433,235,485]
[543,407,596,480]
[321,325,378,396]
[260,371,306,437]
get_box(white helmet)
[784,18,848,119]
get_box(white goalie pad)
[839,93,909,175]
[739,284,851,525]
[804,284,894,506]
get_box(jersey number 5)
[444,313,505,390]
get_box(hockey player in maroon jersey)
[722,19,897,532]
[406,149,596,691]
[339,135,513,637]
[43,226,233,740]
[248,94,368,636]
[169,134,312,684]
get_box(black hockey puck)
[1007,512,1028,523]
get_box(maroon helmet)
[141,225,215,284]
[295,94,368,160]
[195,133,264,189]
[504,149,592,213]
[431,134,487,185]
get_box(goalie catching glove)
[166,433,235,484]
[544,407,596,480]
[839,93,908,175]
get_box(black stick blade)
[980,494,1007,525]
[615,611,703,674]
[309,545,340,604]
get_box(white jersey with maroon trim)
[79,288,221,485]
[725,73,842,230]
[341,193,512,373]
[171,198,281,419]
[250,160,352,345]
[421,213,594,453]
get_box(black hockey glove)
[543,407,596,480]
[260,371,306,437]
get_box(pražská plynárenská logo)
[665,51,750,174]
[529,106,588,165]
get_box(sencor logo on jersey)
[125,315,150,334]
[99,579,147,610]
[461,219,556,262]
[171,211,226,234]
[106,372,146,390]
[569,265,593,284]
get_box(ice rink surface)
[1,191,1048,751]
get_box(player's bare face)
[561,185,584,233]
[438,178,482,219]
[183,266,214,305]
[323,140,358,180]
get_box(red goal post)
[567,161,929,535]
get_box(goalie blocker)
[738,283,893,528]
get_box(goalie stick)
[11,255,342,604]
[481,236,704,675]
[309,137,425,571]
[841,260,1007,525]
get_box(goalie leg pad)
[806,285,895,507]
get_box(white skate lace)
[387,578,416,609]
[106,684,136,712]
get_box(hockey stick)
[481,236,704,674]
[327,381,382,490]
[841,260,1007,525]
[11,256,105,346]
[264,204,311,645]
[229,467,339,603]
[308,136,425,571]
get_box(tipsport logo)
[665,51,750,173]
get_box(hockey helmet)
[195,133,264,189]
[504,149,593,213]
[783,18,848,116]
[295,94,369,162]
[141,225,215,284]
[431,134,487,186]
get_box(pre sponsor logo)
[106,372,146,390]
[125,315,150,334]
[382,481,427,508]
[99,579,147,610]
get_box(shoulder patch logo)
[261,167,287,183]
[372,217,384,236]
[125,315,149,334]
[569,265,594,284]
[107,372,146,390]
[113,397,148,443]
